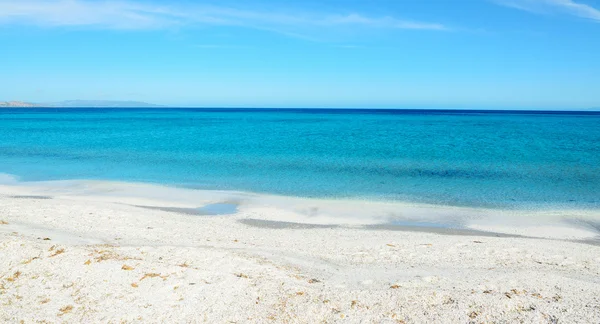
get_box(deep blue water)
[1,108,599,209]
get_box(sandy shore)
[1,181,600,323]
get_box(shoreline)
[1,175,599,241]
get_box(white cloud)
[324,14,447,30]
[0,0,449,35]
[493,0,600,21]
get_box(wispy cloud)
[0,0,449,38]
[193,44,251,49]
[492,0,600,21]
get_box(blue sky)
[0,0,599,109]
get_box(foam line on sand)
[1,177,599,239]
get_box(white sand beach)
[1,180,599,323]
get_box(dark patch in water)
[391,220,455,229]
[565,219,600,235]
[10,195,52,200]
[363,224,524,238]
[239,218,525,237]
[136,203,238,216]
[239,219,339,229]
[198,203,238,215]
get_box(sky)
[0,0,599,109]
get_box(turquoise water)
[0,108,599,209]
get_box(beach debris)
[469,311,479,319]
[121,265,135,271]
[443,297,456,305]
[140,273,161,281]
[420,244,432,247]
[518,305,536,312]
[351,300,358,308]
[543,313,560,324]
[178,262,189,268]
[58,305,73,316]
[308,278,321,284]
[84,259,91,265]
[40,298,50,304]
[295,292,305,296]
[0,220,8,225]
[43,238,51,241]
[22,257,39,264]
[473,241,484,244]
[235,273,249,279]
[504,292,512,299]
[6,271,21,282]
[50,248,65,257]
[91,248,140,262]
[483,290,493,294]
[131,283,139,288]
[386,244,396,247]
[532,292,543,299]
[390,285,401,289]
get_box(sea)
[1,108,599,210]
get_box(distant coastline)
[1,101,599,111]
[0,101,39,108]
[0,100,162,108]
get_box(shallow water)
[1,108,599,209]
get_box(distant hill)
[1,100,162,108]
[48,100,163,108]
[0,101,40,107]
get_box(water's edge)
[1,174,599,241]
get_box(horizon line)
[2,106,599,113]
